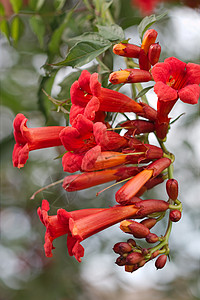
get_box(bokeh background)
[0,1,200,299]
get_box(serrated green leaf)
[0,20,10,41]
[29,16,45,47]
[53,40,112,68]
[0,3,5,16]
[97,24,125,42]
[10,0,22,13]
[11,16,24,45]
[54,0,66,10]
[138,12,168,40]
[135,85,154,100]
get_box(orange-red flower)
[152,57,200,105]
[70,70,157,122]
[13,113,65,168]
[38,199,140,262]
[152,57,200,139]
[59,114,128,172]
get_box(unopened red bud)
[169,210,182,222]
[138,259,146,267]
[146,233,159,243]
[126,252,143,265]
[120,220,150,238]
[141,248,149,256]
[115,256,126,266]
[134,199,169,218]
[113,43,141,58]
[125,264,138,272]
[141,29,158,54]
[151,250,160,259]
[140,218,157,229]
[148,43,161,65]
[166,179,178,200]
[146,157,171,177]
[113,242,132,254]
[155,254,167,269]
[121,119,155,135]
[139,49,151,71]
[127,238,136,247]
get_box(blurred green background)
[0,1,200,299]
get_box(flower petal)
[81,145,102,171]
[178,84,200,104]
[154,81,178,102]
[62,152,83,173]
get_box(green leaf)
[48,6,75,55]
[0,20,10,42]
[29,0,45,11]
[53,40,112,68]
[135,85,154,100]
[0,3,5,16]
[68,32,109,47]
[29,16,45,47]
[54,0,66,10]
[10,0,22,13]
[138,12,168,40]
[97,24,125,41]
[11,16,24,45]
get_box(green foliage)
[29,15,45,47]
[96,24,125,41]
[11,16,24,45]
[10,0,23,13]
[138,12,168,40]
[53,39,112,67]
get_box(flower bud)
[166,179,178,200]
[126,252,143,265]
[134,199,169,218]
[115,256,126,266]
[113,43,141,58]
[120,220,150,238]
[151,250,160,259]
[127,238,136,247]
[148,43,161,65]
[125,264,138,272]
[138,259,146,267]
[146,233,159,243]
[155,254,167,269]
[109,69,152,85]
[113,242,132,254]
[139,49,151,71]
[169,210,182,222]
[141,29,158,54]
[140,218,157,229]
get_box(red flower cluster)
[12,26,199,273]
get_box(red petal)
[62,152,83,173]
[81,145,101,171]
[154,81,178,102]
[90,73,101,97]
[178,84,200,104]
[69,104,85,124]
[84,96,100,121]
[78,70,91,93]
[186,63,200,85]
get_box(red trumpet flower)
[13,113,65,168]
[70,70,157,122]
[37,200,140,262]
[60,114,127,172]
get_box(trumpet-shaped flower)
[13,113,65,168]
[70,70,157,122]
[38,199,140,262]
[60,114,128,172]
